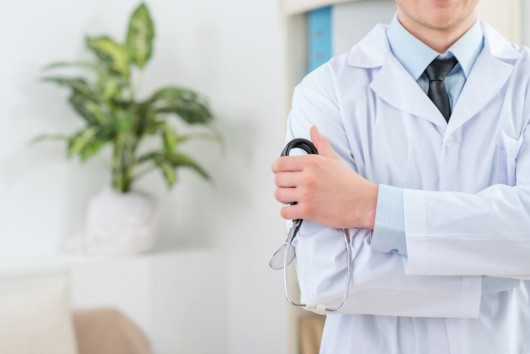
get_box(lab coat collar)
[481,21,521,61]
[348,21,521,132]
[347,24,388,68]
[446,21,520,137]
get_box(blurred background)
[0,0,528,353]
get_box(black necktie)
[424,57,458,122]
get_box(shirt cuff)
[371,184,407,256]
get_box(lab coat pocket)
[496,130,523,186]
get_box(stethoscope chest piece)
[269,219,301,270]
[269,243,295,270]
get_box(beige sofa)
[0,270,152,354]
[73,308,152,354]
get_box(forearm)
[294,221,482,318]
[372,184,530,278]
[371,185,523,291]
[403,185,530,277]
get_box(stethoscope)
[269,138,353,315]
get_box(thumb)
[310,125,339,159]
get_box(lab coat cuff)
[371,184,407,256]
[402,189,430,275]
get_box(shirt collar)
[387,15,484,80]
[448,20,484,77]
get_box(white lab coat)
[288,21,530,353]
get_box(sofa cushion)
[0,272,78,354]
[73,308,152,354]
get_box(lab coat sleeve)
[287,76,481,318]
[403,125,530,279]
[373,186,520,293]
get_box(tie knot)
[424,57,458,81]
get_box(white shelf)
[0,249,227,354]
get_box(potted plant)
[37,3,220,255]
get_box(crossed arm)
[272,125,379,231]
[272,84,530,317]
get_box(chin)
[421,11,467,30]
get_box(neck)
[396,10,478,53]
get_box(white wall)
[0,1,288,353]
[478,0,522,43]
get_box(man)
[272,0,530,353]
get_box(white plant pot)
[64,188,158,256]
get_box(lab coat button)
[390,249,398,254]
[446,136,457,146]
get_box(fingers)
[280,203,307,220]
[271,155,314,173]
[310,125,339,159]
[274,172,301,188]
[274,187,298,204]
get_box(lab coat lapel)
[370,55,447,129]
[447,52,513,137]
[446,22,520,137]
[348,24,447,129]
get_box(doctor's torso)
[298,21,530,194]
[288,20,530,354]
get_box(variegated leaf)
[86,36,130,77]
[68,127,98,157]
[126,3,154,68]
[68,93,109,125]
[43,77,99,101]
[147,86,213,124]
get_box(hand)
[272,126,378,229]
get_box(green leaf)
[112,109,135,133]
[148,86,213,125]
[133,102,158,136]
[162,122,177,152]
[166,151,210,180]
[69,92,109,125]
[156,159,177,187]
[42,65,124,100]
[43,77,99,101]
[136,151,157,165]
[68,127,98,157]
[126,3,154,68]
[160,101,213,125]
[96,73,125,100]
[135,150,210,184]
[80,139,107,161]
[150,86,198,101]
[144,118,164,135]
[42,61,98,72]
[86,36,130,77]
[31,134,69,145]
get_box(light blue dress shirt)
[371,17,519,294]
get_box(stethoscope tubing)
[271,138,353,314]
